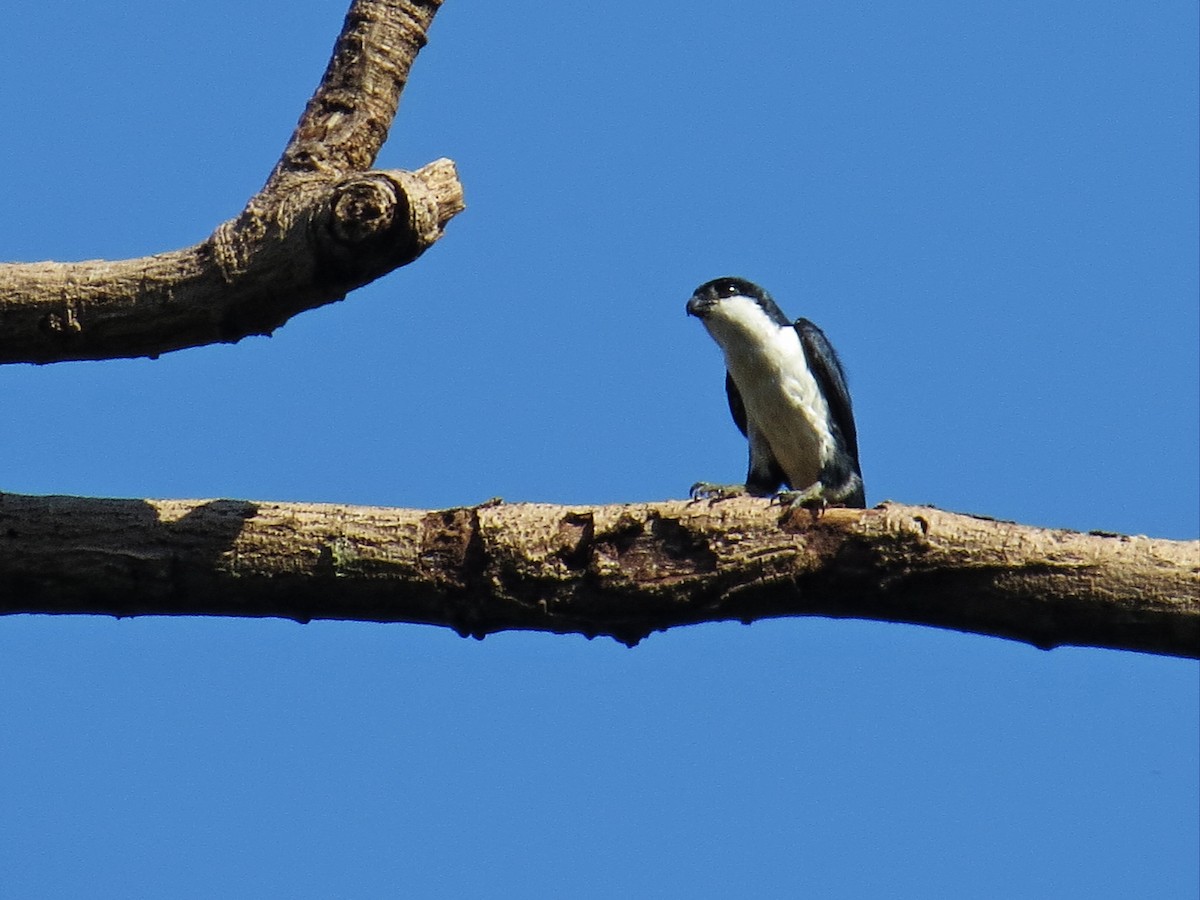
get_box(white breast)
[702,295,836,488]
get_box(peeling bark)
[2,493,1195,659]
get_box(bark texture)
[2,493,1195,658]
[0,0,458,364]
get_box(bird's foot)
[689,482,748,502]
[773,485,829,521]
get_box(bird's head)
[686,277,792,346]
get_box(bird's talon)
[776,488,829,521]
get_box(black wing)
[724,370,748,437]
[795,318,861,467]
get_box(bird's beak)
[686,294,711,318]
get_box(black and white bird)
[686,276,865,509]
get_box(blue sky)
[1,2,1197,897]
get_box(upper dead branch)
[267,0,439,186]
[0,0,460,364]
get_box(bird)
[686,276,865,509]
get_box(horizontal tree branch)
[0,0,457,364]
[2,493,1195,658]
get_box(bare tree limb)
[267,0,440,186]
[2,493,1195,658]
[0,0,458,364]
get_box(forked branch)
[0,0,460,364]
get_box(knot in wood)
[40,308,82,335]
[38,296,83,338]
[330,176,401,245]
